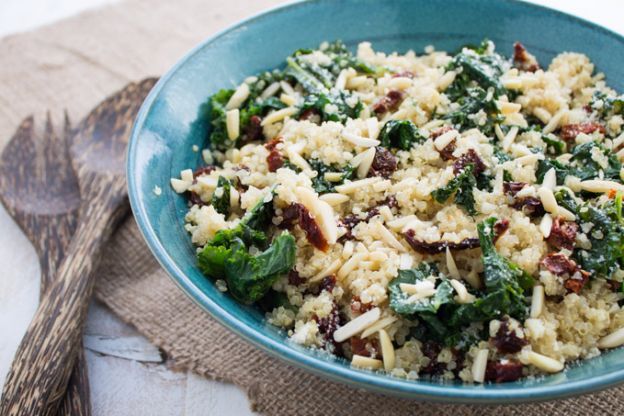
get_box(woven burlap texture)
[0,0,622,414]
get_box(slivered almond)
[542,167,557,190]
[323,172,344,182]
[351,355,383,370]
[579,179,624,194]
[502,126,519,152]
[334,307,381,342]
[319,193,350,206]
[361,316,398,338]
[499,101,522,115]
[367,118,380,139]
[261,107,298,126]
[538,187,558,214]
[472,349,489,383]
[356,147,377,178]
[379,329,396,371]
[445,247,460,279]
[337,253,367,280]
[335,69,348,90]
[450,279,475,304]
[279,80,295,96]
[225,82,250,110]
[376,222,406,252]
[226,109,240,140]
[400,280,436,299]
[310,259,342,283]
[530,285,545,318]
[260,82,280,100]
[279,93,297,107]
[502,77,522,90]
[342,130,380,148]
[539,214,552,238]
[180,169,194,182]
[433,129,458,151]
[557,206,576,221]
[523,351,564,373]
[295,187,338,245]
[543,109,567,134]
[598,327,624,349]
[335,177,381,194]
[170,178,191,193]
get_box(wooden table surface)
[0,0,620,415]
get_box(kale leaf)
[378,119,426,150]
[442,40,510,136]
[555,189,624,278]
[308,159,355,194]
[197,192,296,304]
[537,142,622,185]
[210,176,232,216]
[542,135,566,155]
[224,232,296,304]
[388,263,455,315]
[431,164,477,215]
[591,91,624,120]
[207,89,235,151]
[448,217,533,327]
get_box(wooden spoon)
[0,78,158,416]
[0,113,90,415]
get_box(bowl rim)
[127,0,624,403]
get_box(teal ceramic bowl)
[128,0,624,403]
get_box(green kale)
[443,40,510,135]
[573,198,624,278]
[431,164,477,215]
[299,91,363,122]
[197,193,296,304]
[308,159,355,194]
[388,263,455,315]
[591,91,624,119]
[443,87,504,136]
[378,119,426,150]
[542,135,566,155]
[224,232,296,304]
[537,142,622,185]
[285,48,364,122]
[207,89,235,151]
[448,217,532,327]
[210,176,232,216]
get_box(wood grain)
[0,114,90,415]
[0,78,158,416]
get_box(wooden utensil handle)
[0,178,127,416]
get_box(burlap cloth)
[1,0,623,414]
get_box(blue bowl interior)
[128,0,624,403]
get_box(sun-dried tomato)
[280,203,328,251]
[368,147,397,178]
[453,149,486,175]
[546,217,578,250]
[503,182,527,196]
[563,269,591,294]
[372,90,404,115]
[491,320,528,354]
[559,122,605,142]
[541,252,578,276]
[392,70,415,79]
[350,295,374,315]
[513,42,539,72]
[511,197,545,218]
[485,359,524,383]
[245,115,264,141]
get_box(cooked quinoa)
[171,40,624,383]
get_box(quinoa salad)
[170,40,624,383]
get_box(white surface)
[0,0,622,415]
